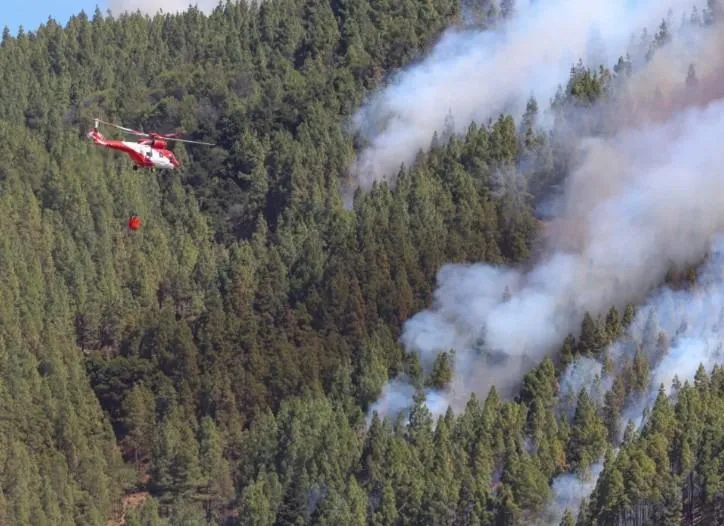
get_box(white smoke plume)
[557,356,610,420]
[613,235,724,430]
[346,0,703,197]
[542,234,724,524]
[365,378,416,423]
[106,0,225,17]
[369,15,724,424]
[545,461,605,525]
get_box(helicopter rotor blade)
[163,137,216,146]
[95,118,150,138]
[93,118,213,145]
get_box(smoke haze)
[401,93,724,414]
[612,235,724,429]
[358,11,724,520]
[544,234,724,524]
[546,461,605,525]
[346,0,705,197]
[106,0,223,17]
[367,8,724,423]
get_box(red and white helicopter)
[87,118,215,231]
[87,118,215,171]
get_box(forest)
[1,0,724,524]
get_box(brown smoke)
[541,21,724,256]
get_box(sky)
[2,0,221,35]
[2,0,106,35]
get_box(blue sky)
[2,0,107,35]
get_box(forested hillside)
[1,0,723,524]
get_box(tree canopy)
[0,0,721,524]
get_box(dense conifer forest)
[1,0,724,524]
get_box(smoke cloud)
[543,233,724,524]
[612,235,724,429]
[545,461,605,525]
[557,356,609,419]
[346,0,704,197]
[353,1,724,523]
[106,0,224,17]
[368,12,724,424]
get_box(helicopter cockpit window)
[146,150,152,158]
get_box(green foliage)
[584,368,724,525]
[2,1,713,525]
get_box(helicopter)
[87,118,215,171]
[87,118,215,231]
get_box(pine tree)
[560,508,575,526]
[568,389,608,474]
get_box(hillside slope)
[0,1,539,523]
[3,1,724,525]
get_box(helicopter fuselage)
[88,128,179,169]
